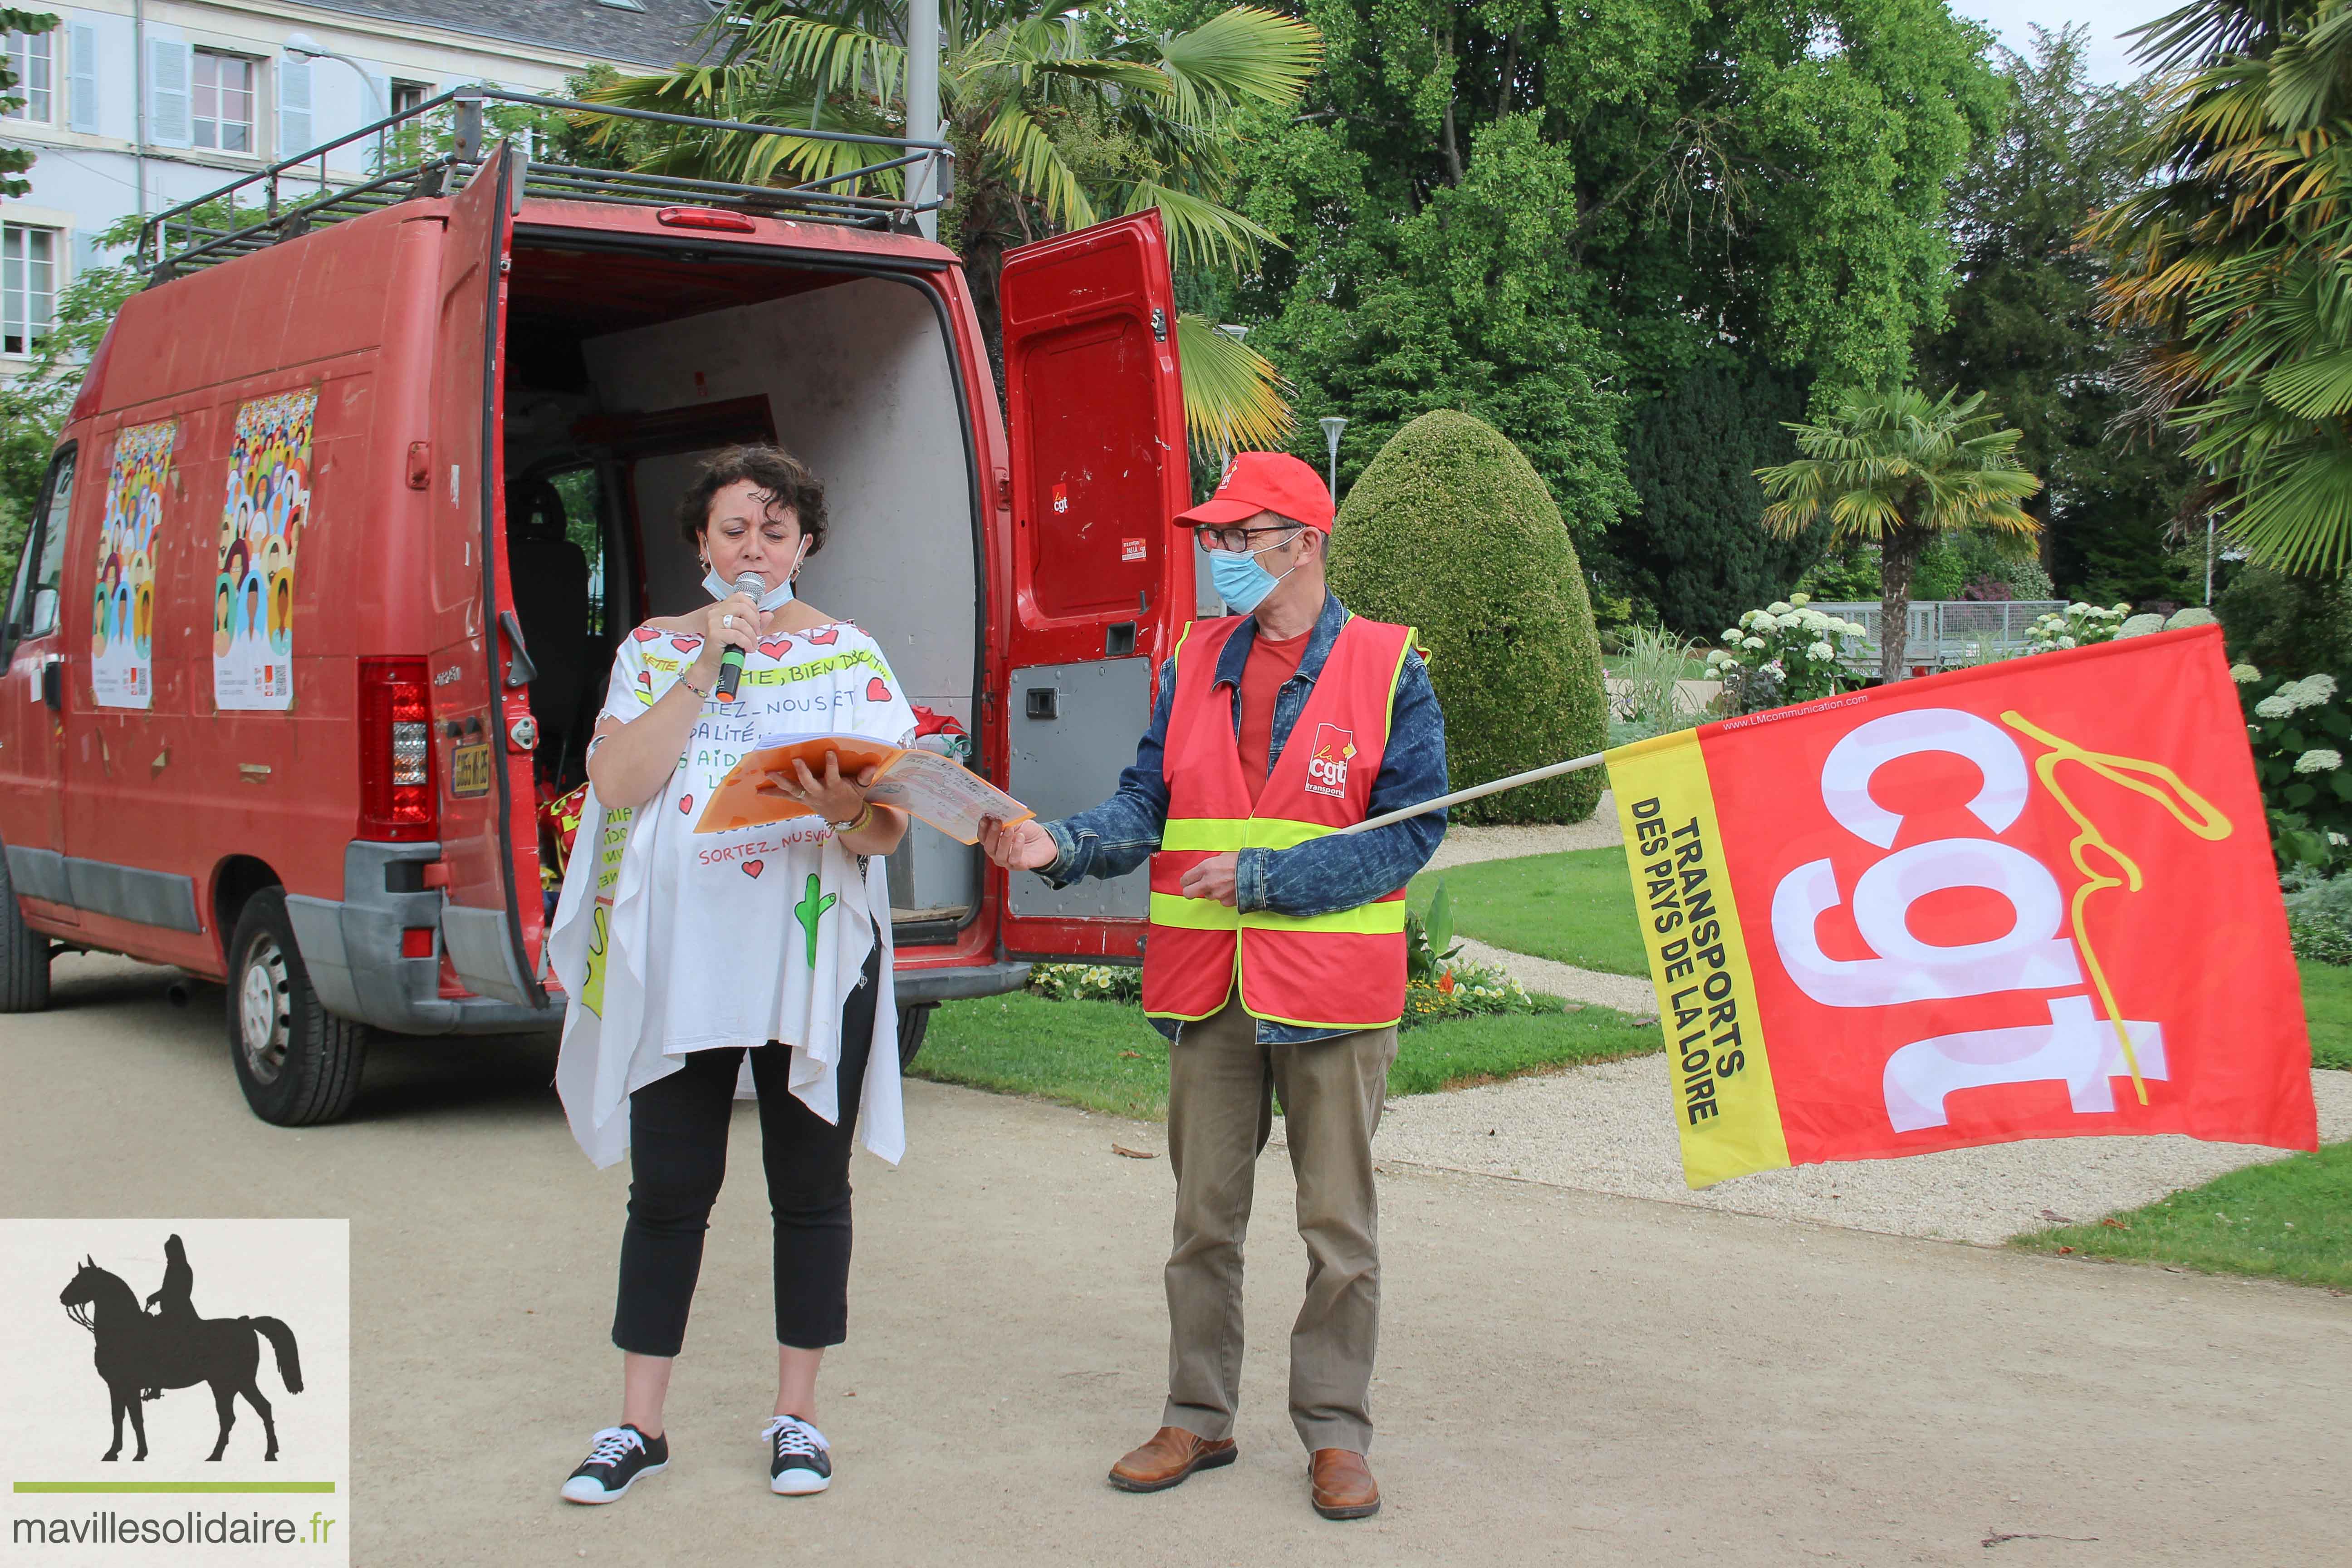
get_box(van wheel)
[897,1002,936,1071]
[227,889,367,1126]
[0,845,51,1013]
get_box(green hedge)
[1328,410,1608,824]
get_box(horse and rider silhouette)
[58,1237,303,1462]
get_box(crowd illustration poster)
[90,420,176,710]
[213,391,317,712]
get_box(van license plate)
[450,741,494,798]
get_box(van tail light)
[656,206,757,233]
[359,658,439,842]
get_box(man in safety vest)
[980,451,1447,1521]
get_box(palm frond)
[1175,314,1293,451]
[1122,182,1280,270]
[977,97,1098,230]
[1153,7,1322,124]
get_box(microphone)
[715,571,765,702]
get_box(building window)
[192,49,256,152]
[3,224,59,356]
[4,29,54,123]
[390,79,428,118]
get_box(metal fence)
[1808,601,2068,677]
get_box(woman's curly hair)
[677,445,829,558]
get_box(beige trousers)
[1161,989,1398,1455]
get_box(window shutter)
[278,55,311,156]
[147,38,191,148]
[68,23,98,134]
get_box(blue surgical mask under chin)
[701,541,808,610]
[1210,540,1298,615]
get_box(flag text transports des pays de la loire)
[1606,625,2317,1189]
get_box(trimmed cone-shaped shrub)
[1328,410,1608,824]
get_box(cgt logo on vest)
[1304,723,1357,799]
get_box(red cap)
[1176,451,1335,532]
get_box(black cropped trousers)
[611,938,881,1357]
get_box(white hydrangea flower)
[2056,635,2076,649]
[2296,749,2342,774]
[1704,649,1730,666]
[1743,636,1766,650]
[1807,640,1835,660]
[2333,832,2351,848]
[2230,663,2261,684]
[2299,673,2338,704]
[1721,628,1741,644]
[1760,659,1785,678]
[1777,612,1805,629]
[1767,601,1792,615]
[1789,592,1810,606]
[2256,694,2295,719]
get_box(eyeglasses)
[1194,523,1303,554]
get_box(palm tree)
[579,0,1319,452]
[2085,0,2352,575]
[1755,386,2043,683]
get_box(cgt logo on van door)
[1304,723,1356,799]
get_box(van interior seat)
[505,478,591,779]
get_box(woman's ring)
[722,613,735,628]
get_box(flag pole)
[1332,751,1607,836]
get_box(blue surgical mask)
[701,540,809,610]
[1210,534,1300,614]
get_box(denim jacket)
[1039,590,1449,1044]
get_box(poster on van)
[91,419,176,709]
[213,390,317,711]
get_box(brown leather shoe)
[1107,1426,1237,1493]
[1309,1449,1380,1520]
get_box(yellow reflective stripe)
[1149,892,1240,930]
[1380,623,1415,746]
[1161,819,1247,853]
[1243,818,1333,850]
[1238,902,1407,935]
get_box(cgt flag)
[1607,625,2316,1188]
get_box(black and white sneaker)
[764,1415,832,1495]
[560,1424,668,1504]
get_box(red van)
[0,89,1194,1124]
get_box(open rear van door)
[426,145,545,1008]
[996,210,1193,959]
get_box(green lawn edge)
[2009,1141,2352,1292]
[1407,848,1648,976]
[913,991,1664,1122]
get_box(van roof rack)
[139,85,954,281]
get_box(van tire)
[227,889,368,1126]
[0,847,51,1013]
[896,1002,935,1071]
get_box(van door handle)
[498,610,538,689]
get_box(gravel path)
[1455,936,1654,1014]
[1421,790,1625,871]
[1350,1056,2352,1245]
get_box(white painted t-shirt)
[549,617,916,1167]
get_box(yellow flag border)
[1608,732,1792,1187]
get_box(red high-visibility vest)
[1143,612,1418,1032]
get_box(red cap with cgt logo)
[1175,451,1335,532]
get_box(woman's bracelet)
[833,802,877,834]
[676,672,711,701]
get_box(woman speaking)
[547,446,916,1504]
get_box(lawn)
[2011,1142,2352,1291]
[2299,961,2352,1070]
[1407,848,1647,976]
[914,991,1664,1122]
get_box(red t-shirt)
[1235,626,1311,805]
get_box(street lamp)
[1319,416,1347,500]
[283,32,385,167]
